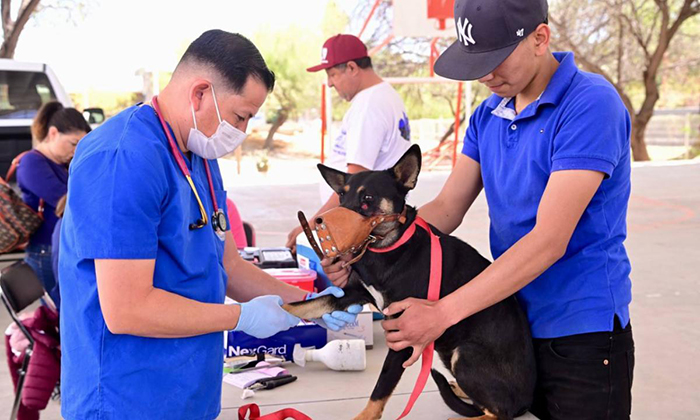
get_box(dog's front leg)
[282,294,339,319]
[354,348,412,420]
[282,275,374,319]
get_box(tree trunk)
[630,67,662,161]
[630,116,652,161]
[439,115,467,144]
[264,109,288,150]
[0,0,42,58]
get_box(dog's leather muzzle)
[297,206,406,265]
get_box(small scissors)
[246,375,297,391]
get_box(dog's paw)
[352,398,387,420]
[352,413,380,420]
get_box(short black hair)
[178,30,275,93]
[334,56,373,71]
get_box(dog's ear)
[317,164,348,195]
[392,144,422,190]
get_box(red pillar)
[358,0,382,38]
[429,38,439,77]
[321,84,326,164]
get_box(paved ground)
[1,160,698,419]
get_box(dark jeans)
[24,243,57,303]
[530,318,635,420]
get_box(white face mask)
[187,84,247,159]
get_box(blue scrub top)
[59,104,229,420]
[463,52,632,339]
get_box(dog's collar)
[368,216,419,253]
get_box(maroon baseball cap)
[307,34,369,72]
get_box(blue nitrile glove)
[304,286,363,331]
[234,295,300,339]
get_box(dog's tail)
[431,369,485,418]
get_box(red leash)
[369,217,442,419]
[238,403,311,420]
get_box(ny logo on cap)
[516,28,524,37]
[457,17,476,46]
[321,47,328,64]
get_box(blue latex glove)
[305,286,363,331]
[234,295,300,339]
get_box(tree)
[550,0,700,161]
[1,0,89,58]
[656,17,700,107]
[254,1,348,150]
[1,0,41,57]
[254,25,324,150]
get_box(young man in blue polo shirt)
[377,0,635,418]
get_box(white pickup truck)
[0,59,102,177]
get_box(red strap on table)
[238,403,311,420]
[395,217,442,420]
[239,404,261,419]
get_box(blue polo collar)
[485,51,579,117]
[539,52,578,106]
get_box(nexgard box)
[225,321,326,361]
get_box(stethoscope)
[151,96,227,234]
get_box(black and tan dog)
[285,145,536,420]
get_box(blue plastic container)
[295,232,332,292]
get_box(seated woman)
[17,101,91,297]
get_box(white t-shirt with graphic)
[320,81,411,203]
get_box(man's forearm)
[103,288,241,338]
[226,257,307,304]
[417,155,483,234]
[96,259,243,338]
[417,197,463,234]
[438,228,565,327]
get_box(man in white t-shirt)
[286,34,411,255]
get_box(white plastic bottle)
[293,339,366,371]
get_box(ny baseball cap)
[307,34,369,72]
[434,0,549,81]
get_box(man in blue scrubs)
[367,1,635,419]
[59,30,358,420]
